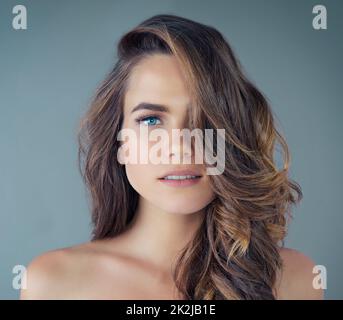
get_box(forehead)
[124,54,190,113]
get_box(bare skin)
[20,238,323,300]
[21,54,324,300]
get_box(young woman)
[21,14,323,300]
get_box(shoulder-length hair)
[77,14,302,299]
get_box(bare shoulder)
[20,239,117,299]
[275,247,324,300]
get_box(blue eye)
[137,116,162,126]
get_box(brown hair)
[77,14,302,299]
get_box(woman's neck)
[120,197,205,275]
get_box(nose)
[168,129,194,164]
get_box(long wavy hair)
[77,14,303,299]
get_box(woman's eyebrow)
[130,102,170,114]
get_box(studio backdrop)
[0,0,342,299]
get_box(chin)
[157,201,208,216]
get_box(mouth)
[158,170,202,187]
[159,175,202,180]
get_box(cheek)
[125,164,152,193]
[120,128,159,164]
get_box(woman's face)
[121,54,215,214]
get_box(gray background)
[0,0,342,299]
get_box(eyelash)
[135,114,162,126]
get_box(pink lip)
[158,170,202,179]
[158,169,202,188]
[158,177,202,187]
